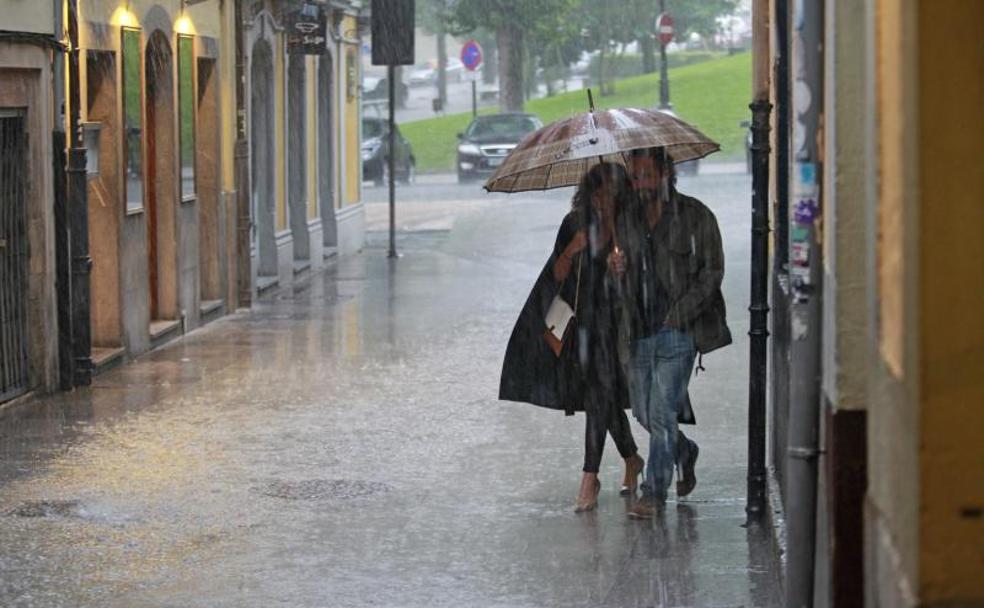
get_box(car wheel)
[401,160,416,184]
[374,160,389,187]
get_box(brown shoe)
[620,454,645,495]
[627,495,664,519]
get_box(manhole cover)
[260,479,390,501]
[8,500,81,518]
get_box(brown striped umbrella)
[483,105,720,193]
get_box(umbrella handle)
[587,88,595,112]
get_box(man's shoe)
[677,439,699,498]
[627,496,664,519]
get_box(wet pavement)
[0,169,780,607]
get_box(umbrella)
[484,92,720,193]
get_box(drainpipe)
[745,0,771,521]
[66,0,92,386]
[234,0,252,307]
[771,0,792,492]
[785,0,824,605]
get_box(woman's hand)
[608,245,627,276]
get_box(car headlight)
[361,144,379,160]
[457,143,481,156]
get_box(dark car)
[456,113,543,183]
[362,117,415,186]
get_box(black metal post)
[746,98,772,521]
[658,0,671,109]
[471,79,477,117]
[387,64,397,259]
[67,0,91,386]
[234,0,252,308]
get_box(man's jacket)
[617,190,732,355]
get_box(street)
[0,169,780,608]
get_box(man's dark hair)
[627,147,677,188]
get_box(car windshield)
[465,116,539,139]
[363,120,384,139]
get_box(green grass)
[401,52,752,173]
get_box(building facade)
[0,5,61,403]
[765,1,984,606]
[0,0,367,405]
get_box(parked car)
[407,65,436,87]
[362,116,415,186]
[362,75,408,107]
[456,113,543,183]
[741,119,752,173]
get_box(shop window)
[178,34,196,199]
[122,27,143,211]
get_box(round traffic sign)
[657,13,674,46]
[461,40,483,71]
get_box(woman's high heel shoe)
[575,479,601,512]
[620,455,645,495]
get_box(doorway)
[0,111,29,401]
[144,31,178,322]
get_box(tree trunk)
[436,28,448,106]
[496,23,524,112]
[640,35,656,73]
[482,35,497,85]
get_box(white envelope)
[545,295,575,341]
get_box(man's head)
[627,147,676,204]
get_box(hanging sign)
[287,4,328,55]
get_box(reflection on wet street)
[1,171,780,607]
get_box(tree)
[417,0,455,107]
[448,0,575,112]
[630,0,739,74]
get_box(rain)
[4,1,974,607]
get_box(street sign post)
[461,40,483,117]
[656,9,673,109]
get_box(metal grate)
[0,113,29,402]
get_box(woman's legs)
[583,410,607,473]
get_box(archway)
[250,39,277,279]
[144,30,178,321]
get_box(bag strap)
[572,252,583,315]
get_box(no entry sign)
[461,40,483,71]
[657,13,674,46]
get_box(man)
[611,147,732,518]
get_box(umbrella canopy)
[484,107,720,193]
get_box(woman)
[499,162,645,512]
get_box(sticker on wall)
[794,198,819,224]
[793,162,817,197]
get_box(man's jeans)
[627,327,697,500]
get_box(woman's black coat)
[499,210,696,424]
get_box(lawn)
[400,51,752,173]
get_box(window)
[178,34,196,199]
[122,27,143,211]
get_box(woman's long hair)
[570,161,634,222]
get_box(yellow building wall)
[219,0,236,192]
[307,55,318,220]
[342,16,361,207]
[82,0,220,39]
[2,0,54,34]
[275,35,287,232]
[917,1,984,603]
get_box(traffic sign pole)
[460,40,483,118]
[657,5,673,109]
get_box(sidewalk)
[0,174,780,607]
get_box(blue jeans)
[627,327,697,500]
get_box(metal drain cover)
[8,500,81,518]
[260,479,390,501]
